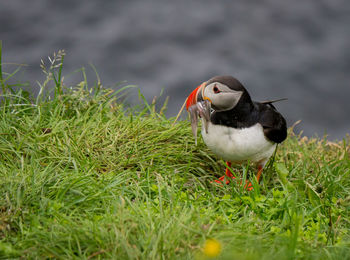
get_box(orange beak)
[186,82,206,110]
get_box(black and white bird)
[185,75,287,189]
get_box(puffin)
[185,75,287,190]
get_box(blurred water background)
[1,0,350,139]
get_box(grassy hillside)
[0,49,350,259]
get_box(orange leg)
[214,161,236,184]
[213,163,264,191]
[256,165,263,183]
[244,165,264,191]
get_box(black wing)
[257,102,287,143]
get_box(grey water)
[1,0,350,139]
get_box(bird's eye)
[213,85,220,94]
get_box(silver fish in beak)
[186,82,211,144]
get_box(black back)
[256,102,287,143]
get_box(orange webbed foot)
[212,163,263,191]
[213,161,235,185]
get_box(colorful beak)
[186,82,206,110]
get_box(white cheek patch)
[204,83,243,111]
[218,91,243,111]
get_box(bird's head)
[186,75,249,112]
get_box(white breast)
[201,121,276,165]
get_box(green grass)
[0,47,350,259]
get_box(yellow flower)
[203,238,222,258]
